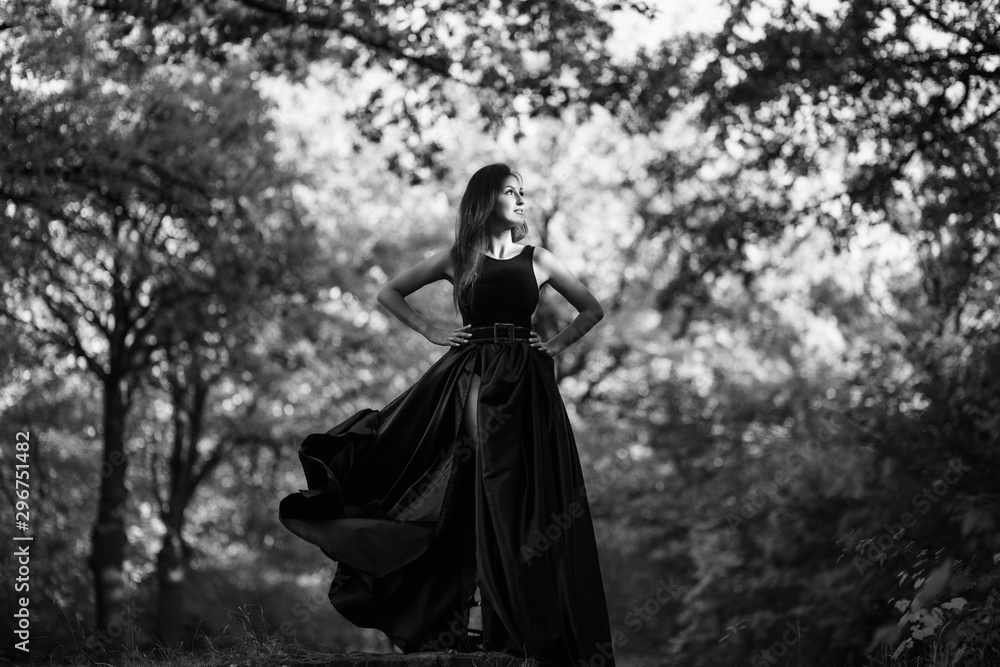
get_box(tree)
[0,3,318,648]
[627,1,1000,660]
[146,239,319,647]
[691,0,1000,476]
[84,0,676,177]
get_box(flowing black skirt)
[278,340,618,667]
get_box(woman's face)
[488,175,525,228]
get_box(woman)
[279,164,617,667]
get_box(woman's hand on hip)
[426,324,472,347]
[529,331,562,357]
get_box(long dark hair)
[450,163,528,317]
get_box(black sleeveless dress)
[278,244,618,667]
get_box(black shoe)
[465,627,484,651]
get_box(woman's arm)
[376,248,471,347]
[530,246,604,357]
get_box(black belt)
[466,323,533,344]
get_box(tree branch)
[34,286,108,380]
[234,0,458,81]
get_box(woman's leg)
[462,371,483,637]
[460,364,518,653]
[463,372,482,447]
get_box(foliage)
[1,2,314,378]
[83,0,683,177]
[0,0,324,647]
[614,0,1000,664]
[2,0,999,665]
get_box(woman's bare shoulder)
[429,246,455,282]
[531,245,561,266]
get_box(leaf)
[939,597,967,612]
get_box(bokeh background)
[1,0,999,665]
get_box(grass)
[34,605,541,667]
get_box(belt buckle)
[493,322,515,344]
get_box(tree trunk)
[154,370,207,648]
[88,376,130,654]
[156,526,187,648]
